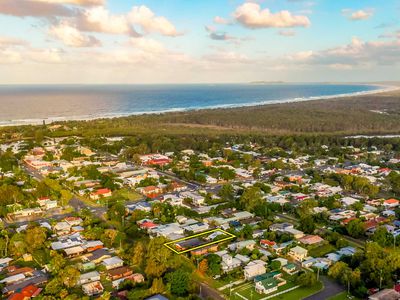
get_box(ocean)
[0,83,387,126]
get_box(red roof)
[260,239,276,247]
[94,188,111,195]
[385,198,399,204]
[140,221,158,229]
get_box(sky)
[0,0,399,84]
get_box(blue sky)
[0,0,399,83]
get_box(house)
[384,199,399,209]
[289,246,308,261]
[90,188,112,200]
[82,281,104,296]
[244,260,267,280]
[255,277,278,295]
[83,240,104,252]
[341,197,360,206]
[229,240,256,252]
[298,235,324,245]
[102,257,124,270]
[220,254,242,273]
[85,248,111,263]
[53,222,71,235]
[369,289,400,300]
[282,263,298,275]
[260,240,276,248]
[64,246,85,258]
[79,271,101,285]
[107,266,133,281]
[7,284,42,300]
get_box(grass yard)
[231,280,323,300]
[272,281,323,300]
[97,188,143,206]
[308,243,337,257]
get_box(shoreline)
[0,84,398,128]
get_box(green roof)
[254,271,281,282]
[284,263,296,269]
[260,278,278,289]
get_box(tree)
[131,241,145,268]
[145,237,175,278]
[372,226,390,247]
[270,260,281,271]
[25,226,47,253]
[149,277,165,295]
[45,278,62,295]
[167,269,190,296]
[206,254,221,276]
[328,262,351,281]
[239,186,263,212]
[299,215,316,234]
[49,250,66,274]
[346,219,365,238]
[296,272,317,287]
[60,266,80,288]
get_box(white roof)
[102,256,123,266]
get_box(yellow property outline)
[164,228,236,254]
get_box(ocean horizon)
[0,83,391,126]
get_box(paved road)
[304,276,345,300]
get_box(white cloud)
[77,6,138,36]
[287,37,400,68]
[128,6,180,37]
[342,8,374,21]
[214,16,231,25]
[233,2,311,29]
[129,37,165,53]
[0,49,22,64]
[50,22,101,47]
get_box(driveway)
[304,276,345,300]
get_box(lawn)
[231,280,323,300]
[272,282,323,300]
[308,243,337,257]
[97,188,143,206]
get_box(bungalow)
[260,240,276,249]
[82,281,104,296]
[90,188,112,200]
[84,248,111,264]
[384,198,399,209]
[282,263,298,275]
[255,278,278,295]
[298,235,324,245]
[221,254,242,273]
[64,246,85,258]
[244,260,267,280]
[79,271,101,285]
[191,244,218,256]
[53,222,71,235]
[83,240,104,252]
[102,257,124,270]
[341,197,360,207]
[107,266,133,281]
[7,284,42,300]
[289,246,308,262]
